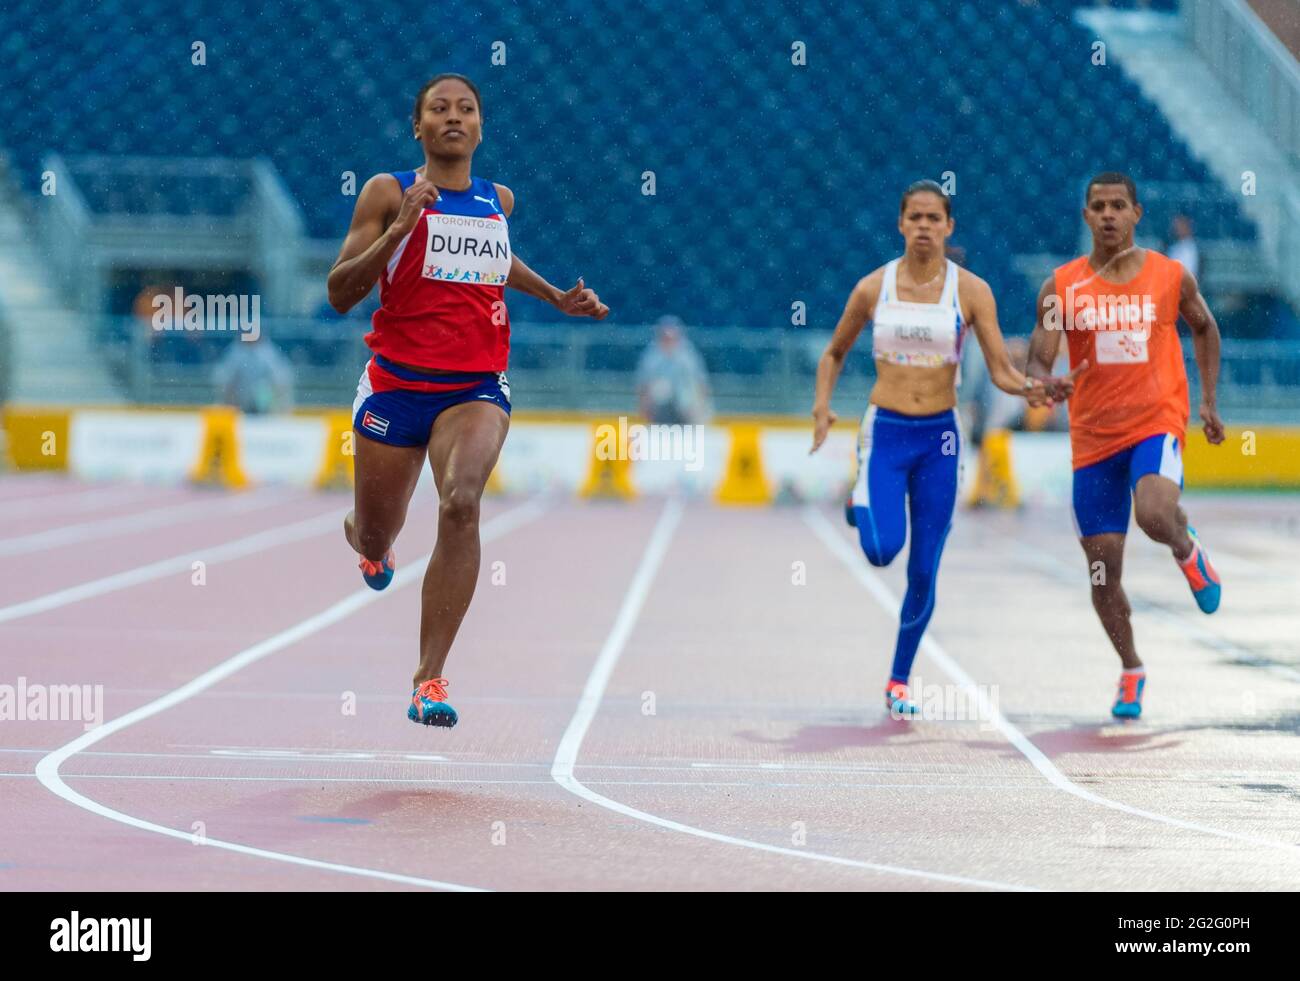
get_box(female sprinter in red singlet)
[327,73,608,728]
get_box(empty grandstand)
[1,0,1296,417]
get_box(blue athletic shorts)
[1071,432,1183,537]
[351,355,511,447]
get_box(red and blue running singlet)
[365,171,512,372]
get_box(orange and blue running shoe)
[359,549,396,591]
[1111,671,1145,719]
[1177,526,1221,614]
[408,677,457,727]
[884,680,920,719]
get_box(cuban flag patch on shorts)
[361,410,390,437]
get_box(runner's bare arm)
[963,272,1043,402]
[1179,265,1225,445]
[1026,274,1085,402]
[327,174,435,313]
[1026,275,1061,382]
[811,272,879,453]
[500,185,608,319]
[507,260,608,319]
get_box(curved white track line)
[551,498,1037,892]
[35,499,549,893]
[803,506,1300,856]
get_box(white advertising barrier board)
[622,423,725,495]
[492,422,592,495]
[491,422,859,500]
[761,427,856,501]
[68,411,204,484]
[63,410,1074,504]
[237,415,330,486]
[1008,431,1073,507]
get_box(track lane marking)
[804,505,1300,857]
[551,498,1037,892]
[0,506,349,624]
[0,487,296,556]
[34,499,548,893]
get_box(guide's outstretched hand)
[1043,359,1088,404]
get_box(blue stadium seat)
[2,0,1258,341]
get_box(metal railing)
[104,317,1300,422]
[38,155,305,316]
[1184,0,1300,172]
[1183,0,1300,307]
[108,317,872,414]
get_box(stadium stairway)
[1080,7,1300,303]
[0,177,123,405]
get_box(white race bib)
[872,300,962,367]
[1095,330,1149,364]
[421,213,511,286]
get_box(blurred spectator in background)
[212,331,295,414]
[132,283,169,361]
[133,282,209,365]
[1168,214,1199,279]
[636,316,713,424]
[132,283,166,323]
[964,335,1065,441]
[968,336,1026,443]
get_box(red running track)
[2,475,1299,891]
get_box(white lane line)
[207,749,448,761]
[34,498,548,893]
[0,480,122,507]
[3,772,1062,790]
[3,747,455,763]
[6,747,1285,783]
[0,487,294,557]
[1,485,153,521]
[804,506,1300,856]
[0,508,345,624]
[0,747,988,773]
[551,497,1035,892]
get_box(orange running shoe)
[408,677,457,727]
[884,680,920,719]
[359,549,396,591]
[1112,671,1145,719]
[1176,527,1221,614]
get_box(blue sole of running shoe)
[362,556,395,591]
[407,701,458,727]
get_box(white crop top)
[870,258,967,369]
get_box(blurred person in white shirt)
[213,331,295,414]
[1168,214,1199,279]
[636,316,712,424]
